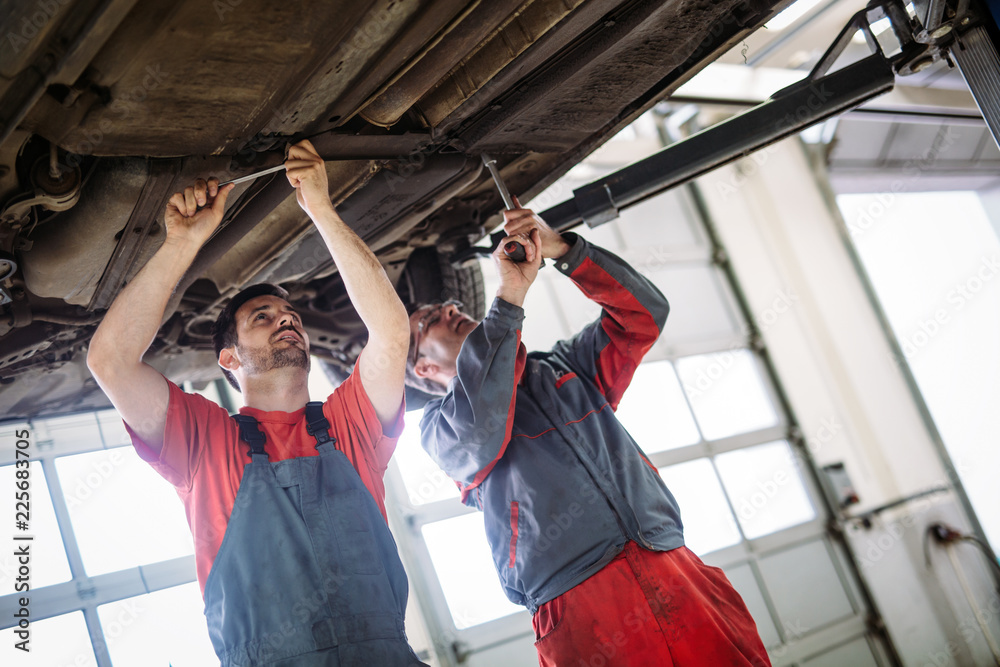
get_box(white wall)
[697,138,1000,666]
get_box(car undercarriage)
[0,0,793,419]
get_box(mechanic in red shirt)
[88,140,426,666]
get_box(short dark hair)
[404,302,450,397]
[212,283,290,391]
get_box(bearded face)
[237,327,311,375]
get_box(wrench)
[481,154,527,263]
[218,163,287,187]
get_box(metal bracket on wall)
[575,183,619,229]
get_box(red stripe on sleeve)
[555,372,577,389]
[460,334,527,503]
[508,501,519,568]
[571,257,660,410]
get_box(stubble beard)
[238,342,310,375]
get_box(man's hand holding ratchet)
[494,202,570,307]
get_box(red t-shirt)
[126,368,404,595]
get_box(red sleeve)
[325,352,405,475]
[574,257,660,409]
[124,378,232,491]
[552,234,668,410]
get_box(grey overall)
[202,402,425,666]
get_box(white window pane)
[547,277,603,341]
[658,459,741,555]
[480,257,581,351]
[569,209,626,251]
[99,582,216,666]
[520,278,574,352]
[422,513,521,629]
[839,191,1000,552]
[55,447,194,576]
[757,540,854,631]
[0,611,95,666]
[715,441,816,539]
[36,412,106,457]
[647,266,741,346]
[724,564,782,648]
[307,357,339,399]
[394,408,459,505]
[802,636,879,667]
[0,461,72,588]
[616,190,705,252]
[616,361,700,453]
[184,379,224,405]
[676,350,779,440]
[96,410,134,449]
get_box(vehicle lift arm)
[533,0,989,232]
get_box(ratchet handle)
[503,241,527,263]
[482,154,538,266]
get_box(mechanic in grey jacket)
[406,206,771,666]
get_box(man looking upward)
[88,140,426,665]
[407,206,770,666]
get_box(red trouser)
[531,542,772,667]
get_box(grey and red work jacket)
[419,233,685,613]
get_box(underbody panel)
[0,0,786,420]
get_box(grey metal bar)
[0,556,196,628]
[542,53,896,231]
[953,25,1000,149]
[83,606,113,667]
[480,154,516,210]
[847,486,952,522]
[41,457,88,580]
[0,0,137,146]
[666,95,986,125]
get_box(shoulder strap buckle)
[233,414,267,458]
[305,401,335,447]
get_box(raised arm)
[88,179,233,454]
[284,140,409,426]
[502,208,669,410]
[420,228,541,502]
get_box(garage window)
[54,447,195,576]
[421,513,522,629]
[97,583,216,666]
[0,461,71,587]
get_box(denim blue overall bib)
[202,403,425,666]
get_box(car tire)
[318,248,485,394]
[401,247,486,411]
[401,247,486,320]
